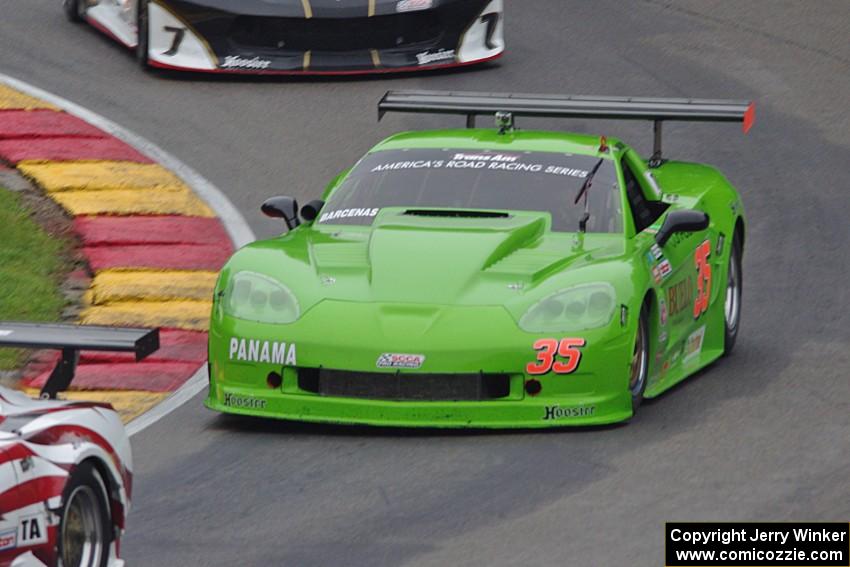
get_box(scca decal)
[526,338,586,375]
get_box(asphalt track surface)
[2,2,850,565]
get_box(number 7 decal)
[526,338,586,375]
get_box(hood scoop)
[403,209,511,219]
[485,238,578,279]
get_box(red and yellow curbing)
[0,84,232,422]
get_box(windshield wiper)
[574,158,605,232]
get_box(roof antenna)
[495,111,514,135]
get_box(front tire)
[63,0,87,22]
[59,462,112,567]
[136,0,151,70]
[629,302,650,411]
[723,231,743,355]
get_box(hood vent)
[403,209,511,219]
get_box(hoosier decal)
[543,405,596,420]
[397,0,432,12]
[221,55,271,70]
[416,48,456,65]
[229,338,297,365]
[223,393,267,410]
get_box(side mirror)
[655,209,709,247]
[262,196,300,231]
[300,199,325,222]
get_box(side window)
[621,159,655,233]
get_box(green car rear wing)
[378,90,755,166]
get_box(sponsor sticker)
[666,277,694,319]
[223,393,267,410]
[650,243,663,260]
[18,515,46,546]
[397,0,432,12]
[376,353,425,369]
[682,326,706,364]
[367,156,589,177]
[671,348,681,363]
[221,55,271,70]
[543,405,596,420]
[658,258,672,280]
[659,296,668,326]
[319,208,379,223]
[0,529,15,551]
[415,48,456,65]
[229,338,297,366]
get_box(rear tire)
[629,301,650,411]
[63,0,87,22]
[58,462,112,567]
[723,231,743,355]
[136,0,151,70]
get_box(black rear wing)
[378,90,755,166]
[0,322,159,399]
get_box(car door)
[621,152,714,372]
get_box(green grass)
[0,187,69,370]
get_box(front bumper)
[206,301,635,428]
[148,0,504,74]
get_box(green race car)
[205,91,754,427]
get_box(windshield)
[319,148,622,232]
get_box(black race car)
[63,0,505,74]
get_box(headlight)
[519,283,616,332]
[222,271,300,324]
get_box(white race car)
[63,0,504,75]
[0,387,132,567]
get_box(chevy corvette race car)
[63,0,504,74]
[0,387,131,567]
[205,91,754,428]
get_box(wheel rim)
[629,318,647,395]
[725,248,741,333]
[62,485,104,567]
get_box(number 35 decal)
[526,338,586,375]
[693,239,712,318]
